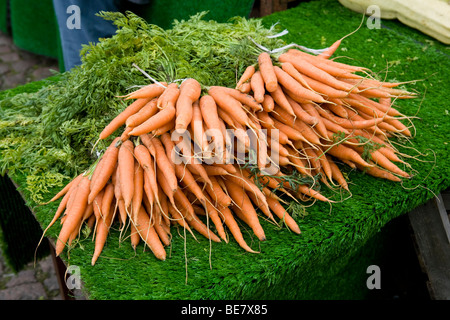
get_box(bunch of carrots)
[41,41,416,265]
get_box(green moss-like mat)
[2,0,450,299]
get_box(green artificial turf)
[1,0,450,299]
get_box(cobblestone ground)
[0,30,85,300]
[0,31,58,90]
[0,248,62,300]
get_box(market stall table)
[1,0,449,300]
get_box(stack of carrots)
[42,42,416,265]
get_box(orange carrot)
[354,162,402,182]
[274,66,326,103]
[132,161,144,223]
[99,98,152,140]
[168,203,196,238]
[214,163,237,174]
[115,176,127,227]
[190,100,209,152]
[328,157,349,191]
[157,82,180,109]
[91,203,115,265]
[162,133,206,205]
[175,78,202,132]
[86,214,96,234]
[172,134,213,187]
[128,105,176,137]
[203,194,227,242]
[153,134,178,193]
[257,110,275,128]
[205,175,232,207]
[281,62,315,92]
[118,140,135,209]
[258,52,278,92]
[250,70,265,103]
[224,179,266,241]
[318,38,341,59]
[324,111,385,130]
[122,83,166,100]
[296,184,330,202]
[238,81,252,94]
[176,164,206,205]
[246,189,277,224]
[100,183,115,228]
[142,171,155,213]
[212,86,262,111]
[344,93,389,119]
[325,100,349,118]
[284,96,318,126]
[304,146,321,172]
[156,185,170,228]
[266,196,301,234]
[134,206,166,260]
[325,143,371,168]
[156,166,176,207]
[125,98,158,128]
[352,129,403,163]
[152,209,171,247]
[300,73,350,98]
[286,146,312,177]
[216,107,235,127]
[152,119,175,136]
[302,103,330,139]
[316,146,333,181]
[278,53,357,92]
[284,49,366,73]
[139,133,157,158]
[129,220,140,250]
[199,94,224,156]
[383,117,412,137]
[134,142,159,201]
[218,205,258,253]
[262,94,275,112]
[119,126,133,142]
[269,85,296,117]
[349,144,410,178]
[173,188,195,220]
[236,65,255,89]
[199,94,221,132]
[271,117,307,142]
[88,137,121,204]
[173,189,219,242]
[203,165,229,176]
[272,104,318,141]
[268,136,289,157]
[92,189,104,224]
[38,177,79,251]
[208,86,249,127]
[227,169,269,212]
[55,175,91,256]
[183,208,221,243]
